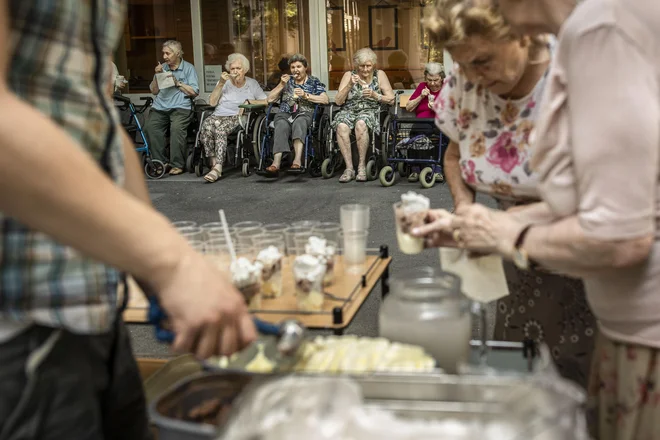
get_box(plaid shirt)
[0,0,127,334]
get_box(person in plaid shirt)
[0,1,256,438]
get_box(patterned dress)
[435,63,596,388]
[331,70,382,132]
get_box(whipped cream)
[293,254,326,282]
[256,245,282,267]
[305,236,336,260]
[231,257,262,288]
[401,191,430,214]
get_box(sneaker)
[408,172,419,183]
[169,167,184,175]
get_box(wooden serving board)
[122,255,392,331]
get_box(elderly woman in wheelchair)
[201,53,267,183]
[263,53,329,176]
[332,48,395,182]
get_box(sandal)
[169,167,183,176]
[290,163,302,170]
[264,165,280,177]
[356,167,367,182]
[204,165,222,183]
[339,169,355,183]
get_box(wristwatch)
[512,224,538,270]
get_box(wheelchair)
[318,91,401,181]
[379,92,448,188]
[253,103,325,178]
[188,103,268,178]
[113,94,166,179]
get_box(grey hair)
[288,53,308,68]
[162,40,183,57]
[353,48,377,65]
[424,62,444,77]
[225,53,250,73]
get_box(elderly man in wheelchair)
[263,53,329,177]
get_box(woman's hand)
[411,209,457,248]
[155,63,164,74]
[450,204,527,259]
[221,71,231,82]
[293,88,305,98]
[421,87,430,97]
[280,74,290,85]
[350,74,360,85]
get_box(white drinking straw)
[218,209,236,263]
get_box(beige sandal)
[339,169,355,183]
[204,165,222,183]
[356,166,367,182]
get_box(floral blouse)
[435,65,551,202]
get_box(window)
[326,0,443,90]
[200,0,312,93]
[114,0,195,93]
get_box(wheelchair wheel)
[366,158,378,181]
[186,153,194,173]
[419,167,436,189]
[242,160,251,177]
[379,165,396,187]
[145,159,166,179]
[308,158,322,178]
[397,162,410,178]
[252,114,267,164]
[321,157,334,179]
[195,162,204,177]
[381,114,393,164]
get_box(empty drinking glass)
[172,220,197,230]
[178,226,205,242]
[312,222,342,243]
[263,223,290,234]
[236,228,265,247]
[340,204,370,232]
[284,226,313,255]
[233,221,264,230]
[291,220,321,229]
[339,230,368,266]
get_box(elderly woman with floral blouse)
[414,0,596,387]
[416,0,660,437]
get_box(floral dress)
[331,70,382,132]
[435,63,596,388]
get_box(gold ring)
[452,229,462,243]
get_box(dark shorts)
[0,319,151,440]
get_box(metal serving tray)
[150,368,586,440]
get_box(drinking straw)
[218,209,236,263]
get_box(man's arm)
[0,1,256,358]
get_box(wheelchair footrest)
[285,167,306,175]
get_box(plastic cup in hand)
[312,222,342,243]
[236,228,265,247]
[340,230,368,266]
[340,204,370,232]
[172,220,197,230]
[232,221,263,230]
[393,201,426,255]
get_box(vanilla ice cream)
[293,254,326,311]
[231,257,263,309]
[305,236,337,286]
[395,192,430,255]
[256,246,283,298]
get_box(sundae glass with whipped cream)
[231,257,263,309]
[293,254,326,312]
[393,191,430,255]
[305,236,337,286]
[256,245,284,298]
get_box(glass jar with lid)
[379,268,471,373]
